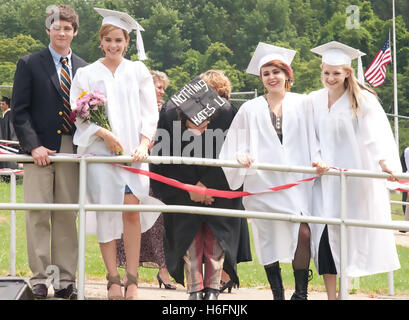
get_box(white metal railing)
[1,154,409,300]
[386,113,409,120]
[230,89,258,102]
[0,171,22,277]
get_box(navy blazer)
[11,47,87,153]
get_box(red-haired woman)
[219,42,315,300]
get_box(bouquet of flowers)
[70,89,110,129]
[71,90,129,162]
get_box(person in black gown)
[150,70,249,300]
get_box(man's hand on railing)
[31,146,56,166]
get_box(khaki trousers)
[24,136,79,289]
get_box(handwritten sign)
[168,76,227,126]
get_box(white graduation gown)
[309,88,401,277]
[70,59,161,243]
[219,93,314,265]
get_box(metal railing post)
[339,171,349,300]
[77,157,87,300]
[9,172,16,276]
[388,272,394,296]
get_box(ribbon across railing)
[113,163,319,199]
[1,150,408,196]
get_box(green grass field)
[1,182,408,295]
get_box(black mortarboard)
[167,76,228,126]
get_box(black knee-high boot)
[290,269,312,300]
[264,262,285,300]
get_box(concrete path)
[78,281,409,301]
[81,229,409,301]
[4,232,409,301]
[394,229,409,247]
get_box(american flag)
[364,38,392,87]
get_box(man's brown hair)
[45,5,79,32]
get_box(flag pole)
[392,0,399,148]
[390,3,399,297]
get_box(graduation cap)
[311,41,366,82]
[167,76,228,127]
[246,42,297,76]
[94,7,147,60]
[311,41,365,66]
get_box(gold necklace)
[275,114,281,130]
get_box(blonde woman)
[151,70,169,111]
[309,41,401,299]
[70,8,160,300]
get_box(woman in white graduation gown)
[309,41,401,300]
[70,8,160,300]
[219,43,315,300]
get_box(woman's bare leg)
[323,274,337,300]
[122,194,141,299]
[99,240,123,298]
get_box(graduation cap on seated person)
[166,76,228,127]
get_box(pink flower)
[74,90,110,130]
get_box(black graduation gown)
[150,101,250,286]
[401,149,408,213]
[0,110,18,170]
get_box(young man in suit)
[11,5,87,300]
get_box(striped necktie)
[60,57,73,134]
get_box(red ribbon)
[113,163,318,199]
[0,150,14,155]
[394,180,409,193]
[5,149,402,197]
[0,168,23,174]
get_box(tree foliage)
[0,0,408,132]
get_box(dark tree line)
[1,0,409,147]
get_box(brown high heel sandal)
[124,272,139,300]
[106,273,124,300]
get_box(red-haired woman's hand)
[313,161,329,176]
